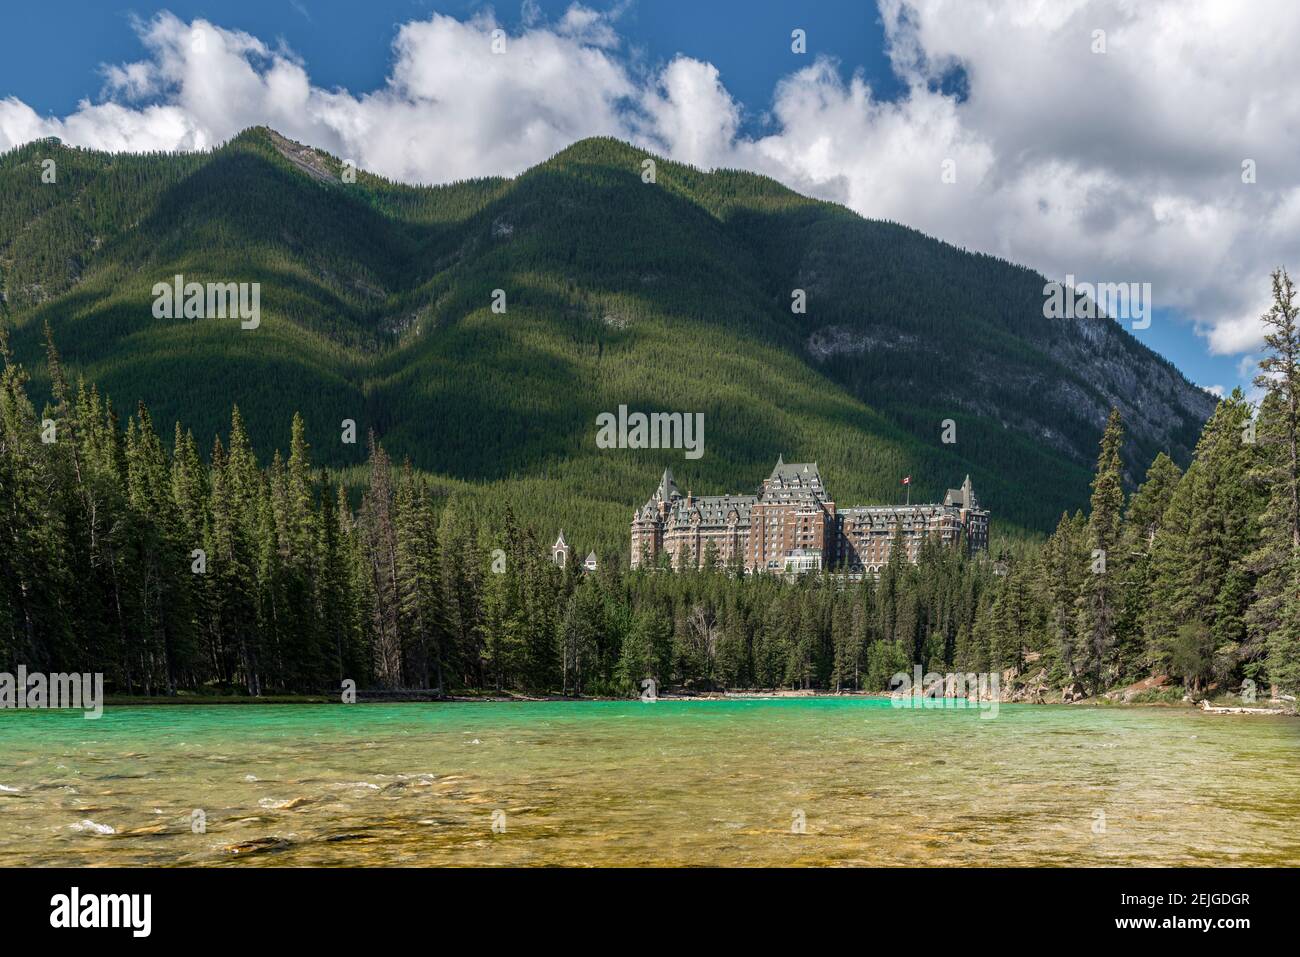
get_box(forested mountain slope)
[0,128,1214,550]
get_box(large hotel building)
[630,457,989,575]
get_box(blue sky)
[2,1,898,132]
[0,0,1287,398]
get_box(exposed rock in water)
[223,837,290,856]
[121,822,171,836]
[258,796,314,810]
[68,819,115,835]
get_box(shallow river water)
[0,698,1296,866]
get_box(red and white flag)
[902,476,911,485]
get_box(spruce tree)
[1247,269,1300,693]
[0,326,74,673]
[1114,453,1182,679]
[361,434,402,687]
[1075,409,1125,692]
[1147,392,1262,690]
[395,465,446,689]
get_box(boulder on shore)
[1198,699,1287,716]
[1061,680,1087,703]
[1103,674,1171,703]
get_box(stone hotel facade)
[630,457,989,575]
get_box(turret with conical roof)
[655,466,680,503]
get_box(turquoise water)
[0,698,1297,866]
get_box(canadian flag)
[902,476,911,485]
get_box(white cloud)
[0,10,638,183]
[555,3,622,48]
[1,1,1296,364]
[639,58,739,169]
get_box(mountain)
[0,128,1215,551]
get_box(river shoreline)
[85,688,1296,715]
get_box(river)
[0,698,1296,866]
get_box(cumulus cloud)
[1,1,1296,362]
[0,9,638,182]
[639,58,739,169]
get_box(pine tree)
[395,464,446,689]
[521,532,560,692]
[122,403,201,692]
[1247,268,1300,693]
[208,421,261,694]
[314,481,352,685]
[990,565,1030,675]
[715,591,751,687]
[361,433,402,687]
[830,592,864,690]
[0,325,75,673]
[1147,392,1262,690]
[1075,409,1125,692]
[481,504,526,690]
[560,587,601,695]
[437,497,486,688]
[618,608,668,693]
[1114,453,1182,679]
[337,484,376,688]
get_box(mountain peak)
[0,125,1215,541]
